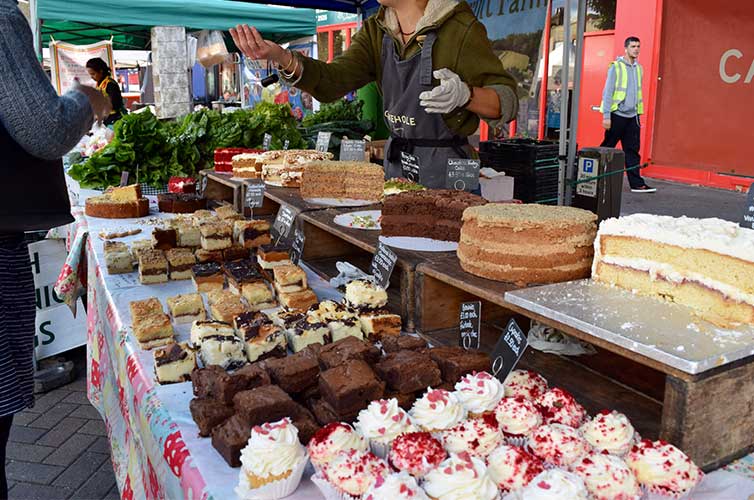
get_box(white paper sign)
[49,40,115,95]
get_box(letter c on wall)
[720,49,743,83]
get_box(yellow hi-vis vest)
[600,60,644,115]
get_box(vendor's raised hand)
[230,25,288,66]
[419,68,471,114]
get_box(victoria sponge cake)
[458,203,597,285]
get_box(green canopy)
[39,0,316,49]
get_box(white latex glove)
[419,68,471,114]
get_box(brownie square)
[191,364,270,405]
[386,390,418,411]
[319,360,385,415]
[309,398,360,426]
[429,346,492,384]
[290,404,320,445]
[375,350,442,393]
[318,336,381,370]
[189,398,234,437]
[381,335,428,353]
[233,385,299,426]
[264,345,320,393]
[211,414,249,467]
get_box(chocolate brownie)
[152,227,177,251]
[191,364,270,405]
[375,349,442,393]
[309,398,360,426]
[233,384,299,426]
[318,336,381,370]
[319,360,385,415]
[386,390,418,411]
[290,405,320,444]
[211,414,248,467]
[381,335,428,353]
[429,346,492,384]
[264,345,320,393]
[189,398,234,437]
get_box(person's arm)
[0,3,99,160]
[105,80,124,112]
[601,64,616,128]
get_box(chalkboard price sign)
[446,158,480,191]
[199,175,208,197]
[490,319,528,383]
[740,182,754,230]
[272,205,297,241]
[283,139,290,150]
[401,152,421,184]
[340,139,367,161]
[290,228,305,265]
[459,301,482,350]
[370,243,398,289]
[244,181,265,209]
[263,133,272,151]
[316,132,332,153]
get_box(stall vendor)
[86,58,127,126]
[231,0,518,188]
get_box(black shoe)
[630,185,657,193]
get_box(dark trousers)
[0,414,12,500]
[600,112,646,189]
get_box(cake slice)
[233,220,271,249]
[152,227,177,251]
[273,264,308,294]
[129,297,174,349]
[279,289,318,312]
[233,311,287,362]
[195,248,224,264]
[285,317,331,352]
[224,260,263,295]
[215,204,242,221]
[84,184,149,219]
[154,342,196,384]
[344,280,388,310]
[257,242,292,270]
[174,222,201,248]
[104,241,133,275]
[358,310,402,340]
[208,290,248,324]
[222,244,249,262]
[130,239,153,261]
[192,262,224,293]
[328,315,364,342]
[200,334,247,370]
[190,320,235,347]
[241,281,277,311]
[138,249,168,284]
[199,222,232,251]
[165,248,196,280]
[166,293,205,324]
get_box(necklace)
[397,19,416,36]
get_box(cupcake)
[487,444,544,493]
[443,414,503,458]
[503,370,548,401]
[580,410,637,456]
[454,371,505,418]
[494,396,542,446]
[410,388,467,435]
[534,388,587,428]
[316,449,389,499]
[422,452,499,500]
[514,469,589,499]
[389,432,447,478]
[235,418,308,500]
[308,422,368,472]
[528,424,591,467]
[572,453,642,500]
[626,440,703,498]
[354,398,417,458]
[364,471,430,500]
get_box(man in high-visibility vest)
[600,36,656,193]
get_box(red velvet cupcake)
[388,431,447,478]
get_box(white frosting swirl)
[487,444,544,492]
[443,416,503,458]
[580,411,636,455]
[325,449,389,496]
[626,440,702,494]
[494,397,542,436]
[308,422,368,468]
[410,388,467,432]
[572,453,641,500]
[364,471,430,500]
[454,372,505,415]
[516,469,589,499]
[528,424,590,467]
[503,370,548,401]
[239,418,306,479]
[422,453,499,500]
[355,399,417,444]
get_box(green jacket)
[288,0,518,137]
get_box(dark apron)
[381,31,473,189]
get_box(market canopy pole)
[565,0,586,205]
[30,0,42,59]
[557,0,571,205]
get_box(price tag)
[370,242,398,289]
[340,139,367,161]
[289,228,305,265]
[490,319,528,383]
[459,301,482,350]
[272,204,297,241]
[244,180,265,209]
[263,133,272,151]
[740,182,754,229]
[446,159,480,191]
[283,139,290,150]
[119,171,129,187]
[400,152,421,183]
[316,132,332,153]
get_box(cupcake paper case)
[410,387,467,434]
[487,444,545,493]
[534,387,586,428]
[364,471,430,500]
[354,398,417,458]
[235,418,309,500]
[494,396,542,445]
[528,423,591,468]
[513,469,589,499]
[503,370,548,401]
[422,452,500,500]
[572,453,642,500]
[443,414,504,458]
[626,440,703,498]
[389,432,447,478]
[454,371,505,417]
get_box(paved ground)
[4,178,749,500]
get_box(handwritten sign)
[244,180,265,209]
[459,301,482,350]
[446,158,480,191]
[283,139,290,150]
[340,139,367,161]
[490,319,528,383]
[370,242,398,289]
[272,204,297,241]
[400,152,421,183]
[316,132,332,153]
[263,133,272,151]
[289,228,305,265]
[740,182,754,229]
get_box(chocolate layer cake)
[381,190,486,242]
[157,193,207,214]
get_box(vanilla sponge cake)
[300,161,384,201]
[593,214,754,326]
[458,203,597,285]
